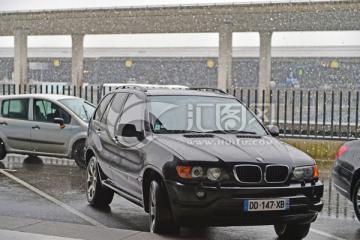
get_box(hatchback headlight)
[291,165,319,182]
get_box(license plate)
[244,199,290,212]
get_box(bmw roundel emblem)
[256,157,264,163]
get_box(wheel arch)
[142,167,165,213]
[85,147,95,166]
[350,169,360,199]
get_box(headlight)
[176,166,225,181]
[291,165,319,182]
[191,167,204,178]
[207,168,222,181]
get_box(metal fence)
[231,88,360,140]
[1,83,359,140]
[0,84,104,105]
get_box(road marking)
[0,169,17,172]
[0,169,106,228]
[310,228,346,240]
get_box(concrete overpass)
[0,0,359,93]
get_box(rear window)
[1,99,29,120]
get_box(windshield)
[59,99,95,122]
[149,96,267,135]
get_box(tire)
[0,140,6,160]
[86,156,114,208]
[149,180,179,234]
[274,223,311,240]
[352,179,360,221]
[73,141,86,169]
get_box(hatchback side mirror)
[267,125,279,137]
[53,118,65,129]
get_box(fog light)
[196,189,206,199]
[207,168,222,181]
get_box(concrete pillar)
[258,31,273,96]
[258,31,273,123]
[14,29,28,93]
[217,24,233,91]
[71,34,84,93]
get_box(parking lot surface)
[0,155,359,239]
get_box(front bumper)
[165,180,323,227]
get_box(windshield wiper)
[205,130,257,134]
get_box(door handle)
[0,121,7,126]
[32,125,40,130]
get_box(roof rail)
[115,85,147,92]
[189,87,227,94]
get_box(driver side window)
[34,99,71,124]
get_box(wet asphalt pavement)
[0,154,359,240]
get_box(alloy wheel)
[149,184,156,233]
[356,186,360,212]
[86,162,97,201]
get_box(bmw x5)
[85,86,323,239]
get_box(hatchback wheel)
[86,156,114,207]
[149,180,179,234]
[73,142,86,169]
[274,223,310,240]
[353,179,360,221]
[0,140,6,160]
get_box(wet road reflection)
[318,169,357,221]
[0,154,86,202]
[2,154,77,169]
[0,154,359,239]
[0,155,357,221]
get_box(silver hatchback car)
[0,94,95,168]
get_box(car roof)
[0,94,81,101]
[144,89,234,98]
[103,83,189,90]
[112,85,233,98]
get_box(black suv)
[85,86,323,239]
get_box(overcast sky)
[0,0,358,48]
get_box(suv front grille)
[233,165,262,183]
[233,164,289,184]
[265,165,289,183]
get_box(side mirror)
[116,123,142,139]
[267,125,279,137]
[53,118,65,129]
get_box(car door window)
[117,94,144,133]
[34,99,71,124]
[93,93,113,122]
[105,93,128,128]
[1,99,29,120]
